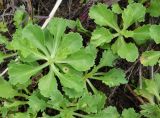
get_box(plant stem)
[113,33,119,38]
[17,93,29,99]
[3,52,17,59]
[86,79,97,94]
[5,101,28,109]
[94,72,105,76]
[51,64,63,78]
[73,112,86,118]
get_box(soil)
[1,0,160,117]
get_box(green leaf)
[141,104,160,118]
[28,93,46,112]
[85,106,120,118]
[111,37,122,54]
[95,68,127,87]
[0,22,8,32]
[47,18,67,40]
[59,64,83,76]
[8,62,48,85]
[150,25,160,44]
[13,8,26,28]
[145,79,160,101]
[122,3,146,29]
[91,27,113,47]
[64,46,96,71]
[154,73,160,90]
[147,0,160,17]
[50,91,69,109]
[0,52,5,63]
[89,3,119,31]
[112,3,122,14]
[132,25,151,45]
[9,28,46,60]
[63,87,84,98]
[78,93,106,113]
[76,19,89,33]
[13,113,30,118]
[22,24,49,56]
[47,18,73,58]
[0,107,9,118]
[85,45,97,59]
[140,51,160,66]
[0,34,8,45]
[98,49,117,68]
[0,77,18,98]
[112,37,139,62]
[60,109,75,118]
[60,73,85,92]
[135,78,155,104]
[118,42,139,62]
[7,28,22,50]
[38,71,58,98]
[135,75,160,103]
[122,108,140,118]
[121,30,134,38]
[56,32,83,60]
[128,0,134,4]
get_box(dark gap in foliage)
[45,107,60,116]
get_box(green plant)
[147,0,160,17]
[89,1,160,63]
[135,73,160,118]
[1,1,160,117]
[0,22,8,32]
[89,1,160,118]
[89,3,146,62]
[0,12,128,118]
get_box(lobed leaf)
[122,3,146,29]
[91,27,113,47]
[147,0,160,17]
[56,32,83,60]
[112,37,139,62]
[0,77,18,98]
[122,108,140,118]
[112,3,122,14]
[28,93,46,113]
[38,71,58,98]
[64,45,96,71]
[78,93,106,113]
[60,73,85,92]
[13,8,26,28]
[95,68,127,87]
[140,50,160,66]
[47,18,67,40]
[85,106,120,118]
[22,24,49,56]
[8,62,48,85]
[132,25,151,45]
[150,25,160,44]
[98,49,117,68]
[141,104,160,118]
[89,3,119,31]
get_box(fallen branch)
[41,0,63,29]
